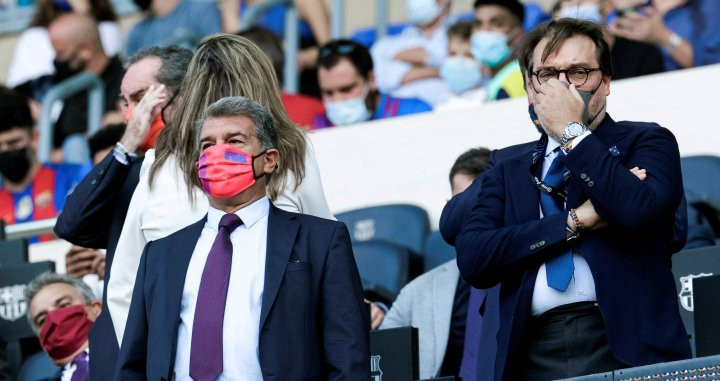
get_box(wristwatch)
[561,121,587,146]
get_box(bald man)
[49,13,125,160]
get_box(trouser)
[519,302,627,381]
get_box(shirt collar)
[545,136,561,157]
[207,197,270,231]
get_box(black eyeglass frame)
[530,66,602,92]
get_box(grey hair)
[25,272,98,330]
[126,46,193,95]
[195,96,278,152]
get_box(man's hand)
[609,7,669,46]
[65,246,105,279]
[573,166,648,230]
[365,299,386,330]
[533,79,585,140]
[120,84,168,153]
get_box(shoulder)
[271,205,344,237]
[615,120,676,139]
[147,216,206,249]
[410,259,458,287]
[492,141,536,163]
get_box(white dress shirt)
[531,135,597,316]
[370,21,452,106]
[108,137,334,344]
[174,198,269,381]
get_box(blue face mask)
[406,0,442,25]
[324,87,372,126]
[440,56,483,94]
[559,3,603,24]
[471,31,511,68]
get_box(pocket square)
[609,145,620,156]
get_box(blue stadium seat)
[336,204,430,254]
[17,351,58,381]
[422,231,456,273]
[352,240,410,303]
[681,155,720,235]
[524,2,550,32]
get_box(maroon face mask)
[39,305,93,361]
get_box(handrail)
[331,0,344,39]
[376,0,389,39]
[38,71,105,163]
[5,218,57,241]
[240,0,299,93]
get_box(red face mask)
[124,107,165,150]
[39,304,93,361]
[197,144,266,198]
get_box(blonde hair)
[150,34,307,201]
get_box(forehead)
[29,283,82,317]
[201,115,257,138]
[121,57,163,95]
[474,5,516,22]
[318,58,362,87]
[533,34,599,68]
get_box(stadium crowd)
[1,0,719,380]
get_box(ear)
[602,73,611,96]
[78,43,93,61]
[261,149,279,175]
[86,300,102,322]
[368,70,377,92]
[31,128,40,151]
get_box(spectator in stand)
[26,273,102,381]
[371,0,454,106]
[315,39,432,128]
[0,86,86,241]
[53,45,193,381]
[436,22,487,111]
[106,34,335,347]
[609,0,720,71]
[6,0,119,100]
[553,0,666,79]
[238,27,326,130]
[380,147,491,380]
[48,13,125,164]
[471,0,527,101]
[126,0,222,56]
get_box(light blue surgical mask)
[440,56,483,94]
[559,3,603,24]
[471,31,511,69]
[324,87,372,126]
[406,0,442,25]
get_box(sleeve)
[565,126,683,230]
[379,282,415,330]
[692,0,720,66]
[455,165,570,289]
[125,24,142,57]
[322,223,370,380]
[98,21,122,57]
[113,241,151,381]
[107,151,155,344]
[54,152,138,248]
[6,29,54,87]
[273,137,336,220]
[370,37,414,92]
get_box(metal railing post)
[38,72,105,163]
[376,0,389,39]
[331,0,344,39]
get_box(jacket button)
[530,244,536,250]
[587,181,595,187]
[539,240,545,246]
[580,173,588,180]
[91,179,97,185]
[99,169,104,175]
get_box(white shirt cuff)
[570,130,592,149]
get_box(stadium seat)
[352,240,410,304]
[0,239,29,268]
[336,204,430,254]
[17,351,58,381]
[422,231,456,273]
[681,155,720,235]
[524,3,550,32]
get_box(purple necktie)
[190,213,243,381]
[70,351,88,381]
[459,287,486,381]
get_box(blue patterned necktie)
[541,150,574,292]
[189,213,243,381]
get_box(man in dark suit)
[115,96,369,380]
[53,46,192,381]
[454,19,691,380]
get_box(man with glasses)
[454,18,691,380]
[314,39,431,128]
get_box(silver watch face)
[568,122,586,136]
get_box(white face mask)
[440,55,483,94]
[406,0,442,25]
[324,86,372,126]
[558,3,603,24]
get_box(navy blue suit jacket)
[455,115,692,380]
[115,204,370,381]
[54,152,143,381]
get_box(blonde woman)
[108,34,334,343]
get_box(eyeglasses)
[319,42,357,59]
[532,66,601,87]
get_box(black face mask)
[0,147,32,183]
[53,49,84,83]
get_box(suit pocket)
[286,261,312,272]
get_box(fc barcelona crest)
[678,273,714,312]
[0,284,28,322]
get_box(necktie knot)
[219,213,243,233]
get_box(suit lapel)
[259,205,299,329]
[509,152,541,223]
